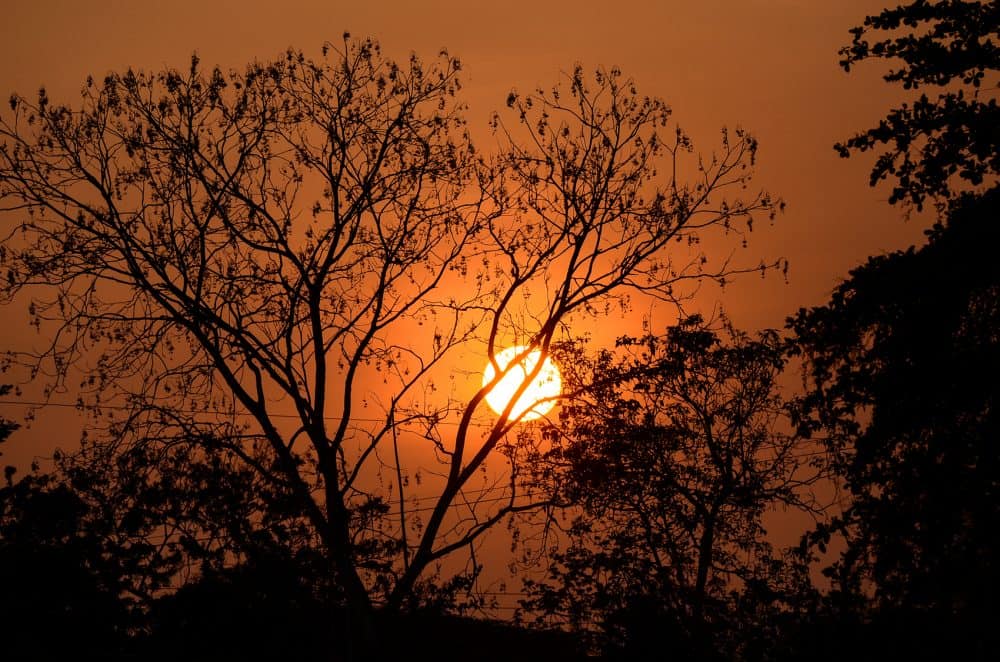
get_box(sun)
[482,345,562,421]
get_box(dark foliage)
[522,317,819,660]
[801,2,1000,656]
[4,8,998,658]
[0,456,582,660]
[376,611,584,662]
[0,40,777,658]
[788,186,1000,659]
[0,471,132,658]
[835,0,1000,208]
[141,554,337,659]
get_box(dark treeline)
[1,1,997,660]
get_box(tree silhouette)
[788,1,1000,659]
[788,187,1000,659]
[1,398,146,656]
[143,551,338,659]
[0,36,779,656]
[787,5,1000,657]
[0,469,133,657]
[1,425,358,658]
[835,0,1000,209]
[520,316,819,659]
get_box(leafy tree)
[143,551,338,659]
[788,187,1000,659]
[0,424,354,656]
[520,317,819,659]
[0,469,133,657]
[0,36,779,656]
[835,0,1000,209]
[0,393,125,656]
[787,3,1000,658]
[0,398,139,656]
[63,427,332,599]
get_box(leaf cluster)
[835,0,1000,208]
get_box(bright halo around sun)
[482,345,562,421]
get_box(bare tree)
[0,35,779,654]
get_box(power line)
[0,398,500,427]
[0,398,828,451]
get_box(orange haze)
[0,0,929,556]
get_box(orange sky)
[0,0,932,323]
[0,1,931,478]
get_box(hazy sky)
[0,0,932,321]
[0,0,931,467]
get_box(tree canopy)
[786,3,1000,657]
[0,36,779,656]
[520,316,819,659]
[1,5,996,656]
[835,0,1000,208]
[788,187,1000,656]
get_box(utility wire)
[0,398,500,426]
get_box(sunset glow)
[482,346,561,421]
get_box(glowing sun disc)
[482,346,561,421]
